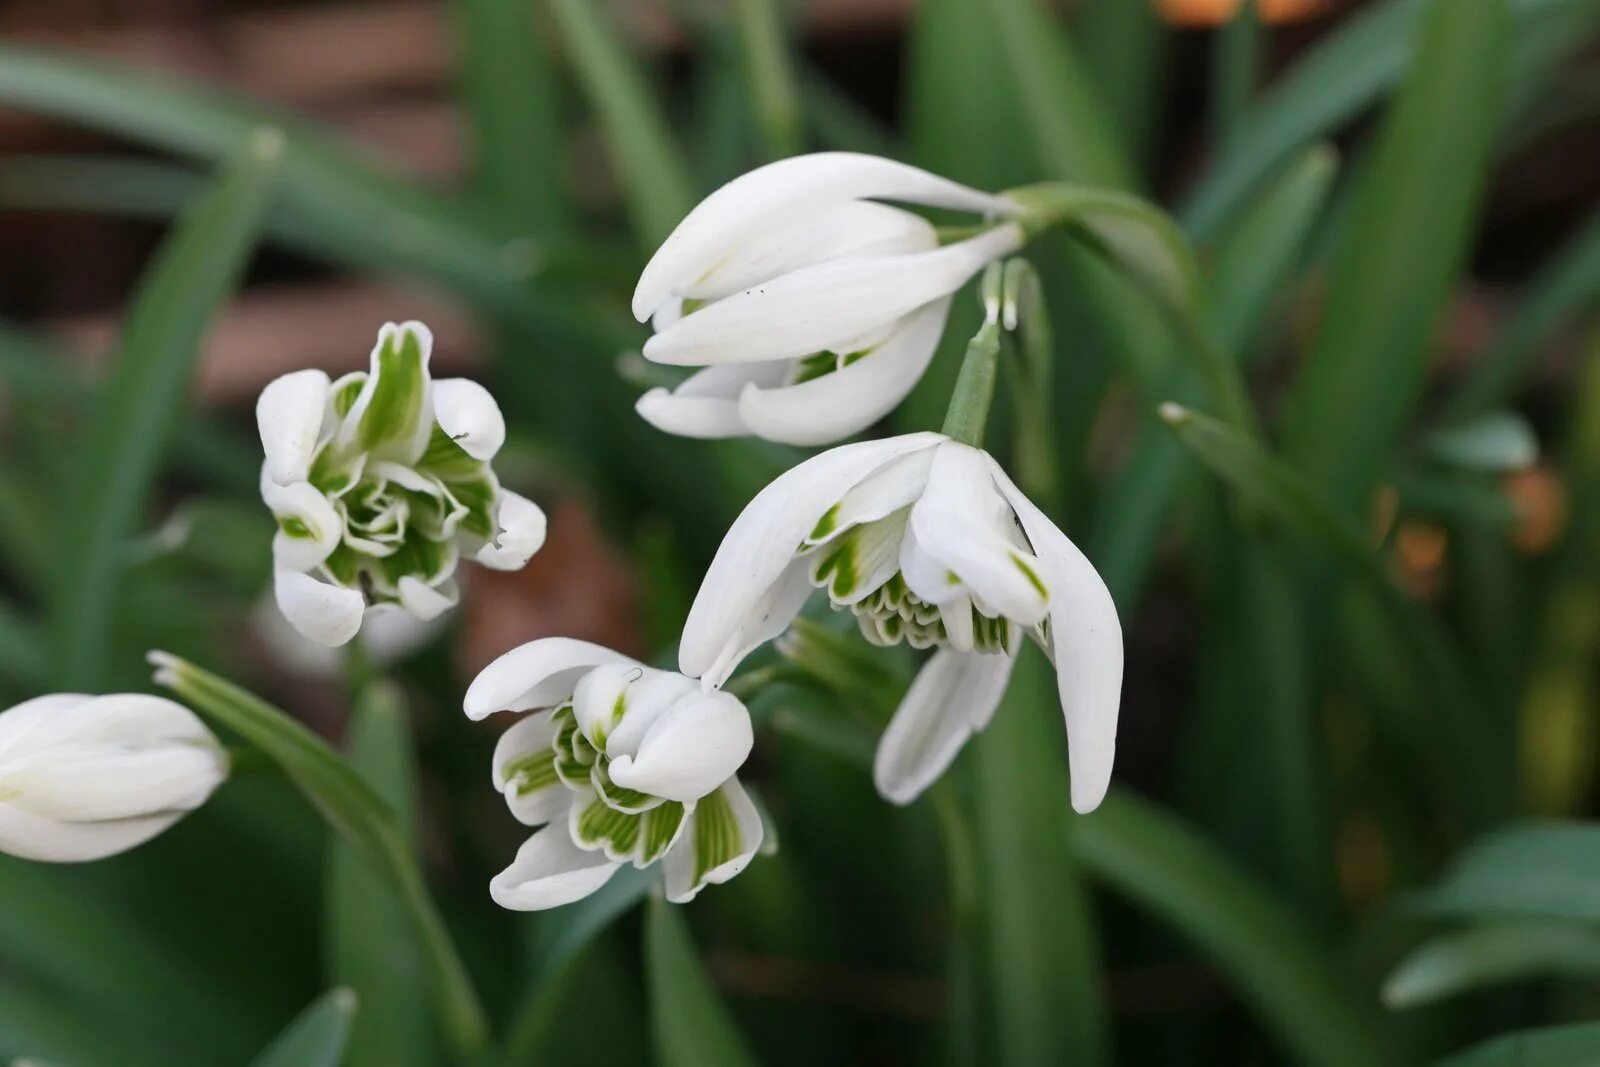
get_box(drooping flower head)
[632,153,1024,446]
[0,693,227,862]
[257,321,546,647]
[465,639,763,910]
[679,432,1122,812]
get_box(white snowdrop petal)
[873,649,1013,805]
[432,378,506,461]
[680,432,944,683]
[908,443,1050,626]
[257,369,331,485]
[0,804,180,863]
[274,567,366,648]
[397,576,458,621]
[736,299,950,447]
[987,458,1123,813]
[643,226,1022,367]
[475,491,547,572]
[490,825,623,911]
[661,776,765,903]
[463,638,638,720]
[607,689,754,803]
[633,152,1017,321]
[260,473,343,572]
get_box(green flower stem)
[149,653,490,1057]
[941,319,1003,447]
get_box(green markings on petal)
[1010,552,1049,599]
[280,516,313,539]
[591,757,664,815]
[503,747,560,797]
[692,785,743,885]
[812,539,858,600]
[807,504,841,544]
[639,801,688,866]
[321,543,364,588]
[552,709,596,788]
[417,424,481,481]
[331,373,366,418]
[573,792,643,861]
[375,534,457,592]
[355,325,431,455]
[791,349,870,385]
[447,476,499,541]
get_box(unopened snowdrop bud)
[465,639,763,911]
[0,693,227,862]
[679,431,1122,813]
[256,321,546,647]
[632,153,1025,446]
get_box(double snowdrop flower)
[465,639,763,910]
[257,321,546,647]
[680,432,1122,812]
[632,153,1024,446]
[0,693,226,862]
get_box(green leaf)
[1419,822,1600,924]
[327,683,435,1067]
[1281,0,1509,512]
[1382,922,1600,1009]
[977,0,1135,188]
[546,0,695,247]
[49,132,280,689]
[1435,1022,1600,1067]
[451,0,568,233]
[1181,0,1588,242]
[0,47,553,321]
[1074,0,1168,167]
[1444,205,1600,418]
[644,895,759,1067]
[502,865,655,1061]
[1424,411,1539,472]
[973,648,1110,1065]
[735,0,803,159]
[149,653,488,1056]
[0,977,184,1067]
[1076,791,1402,1067]
[250,988,357,1067]
[1209,0,1262,143]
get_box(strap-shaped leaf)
[644,895,759,1067]
[250,989,356,1067]
[1383,922,1600,1010]
[50,132,280,689]
[1434,1022,1600,1067]
[150,653,488,1056]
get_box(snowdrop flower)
[681,432,1122,812]
[0,693,227,862]
[257,321,546,647]
[465,639,763,910]
[632,153,1024,446]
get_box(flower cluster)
[632,153,1023,446]
[257,321,545,647]
[0,693,226,862]
[466,639,762,910]
[680,431,1121,812]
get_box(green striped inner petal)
[692,786,743,885]
[355,325,430,453]
[573,792,643,861]
[639,801,688,866]
[591,759,664,815]
[503,747,559,797]
[552,709,594,788]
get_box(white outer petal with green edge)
[635,363,790,441]
[273,566,365,648]
[736,298,951,446]
[257,369,331,485]
[259,470,343,572]
[607,689,753,803]
[476,491,547,571]
[335,320,436,463]
[633,152,1017,321]
[873,649,1014,805]
[490,823,622,911]
[904,442,1049,626]
[432,378,506,461]
[492,711,570,826]
[986,457,1123,814]
[0,694,226,862]
[679,200,937,305]
[643,226,1022,367]
[661,776,764,903]
[464,638,638,720]
[679,432,945,685]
